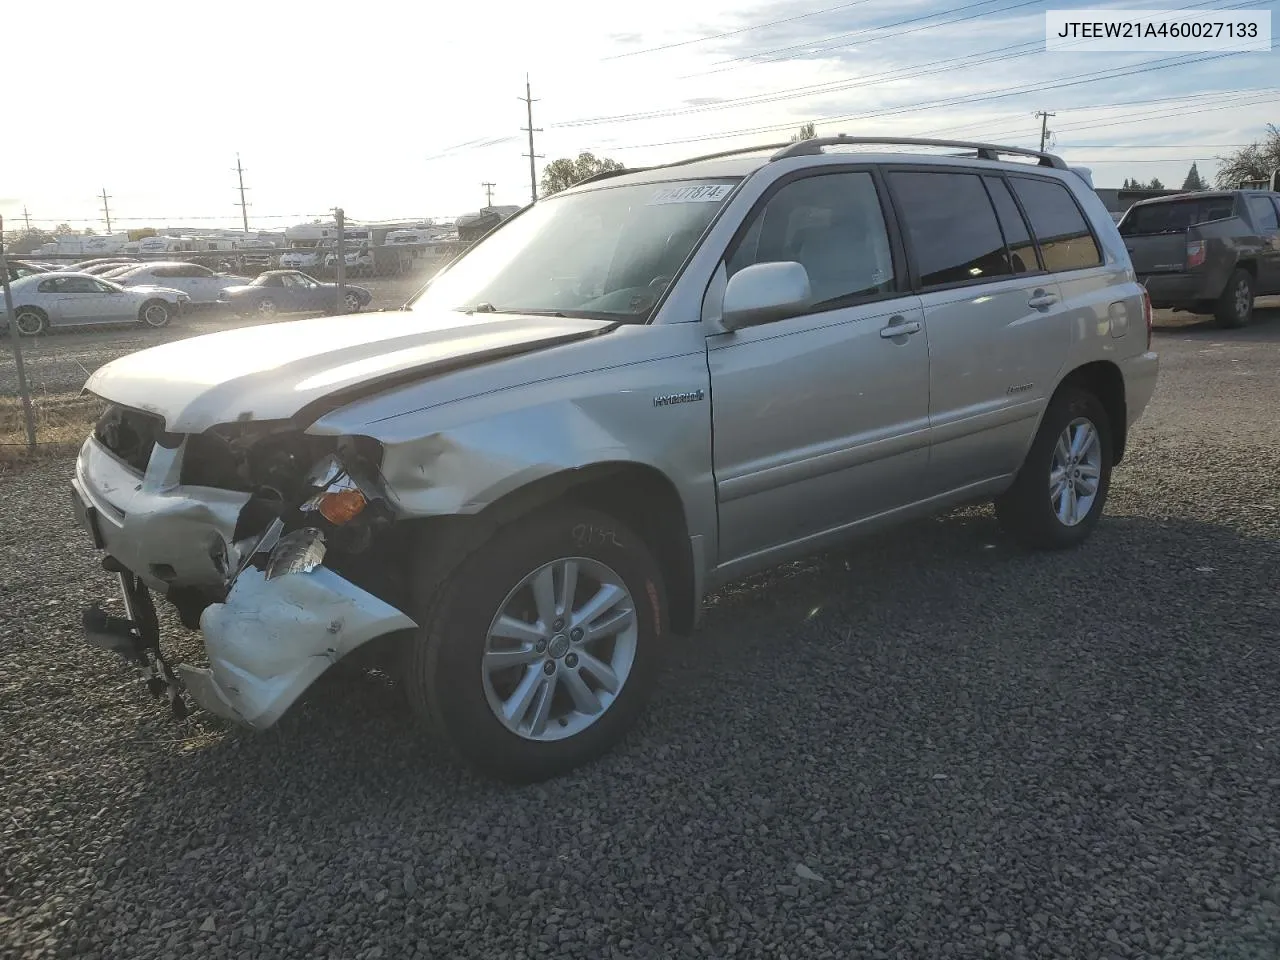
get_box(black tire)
[343,291,362,313]
[255,298,278,319]
[995,386,1113,550]
[1214,268,1254,329]
[138,300,171,328]
[404,505,668,783]
[13,308,48,336]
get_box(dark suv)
[1119,190,1280,328]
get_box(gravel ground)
[2,309,1279,960]
[0,275,426,397]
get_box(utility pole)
[22,207,31,231]
[482,182,496,208]
[1036,111,1056,153]
[520,76,543,204]
[333,207,347,315]
[234,153,251,233]
[100,188,113,234]
[0,216,38,451]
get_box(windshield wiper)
[462,302,497,314]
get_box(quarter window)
[727,171,896,307]
[888,171,1013,287]
[1246,195,1279,232]
[1009,177,1103,272]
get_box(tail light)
[1186,240,1206,268]
[1141,285,1153,350]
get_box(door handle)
[1028,291,1059,309]
[880,316,922,339]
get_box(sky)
[2,0,1276,234]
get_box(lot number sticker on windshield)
[649,184,734,204]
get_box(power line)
[918,85,1276,138]
[602,0,881,61]
[233,153,251,233]
[604,51,1244,151]
[687,0,1041,77]
[561,0,1254,129]
[520,75,544,204]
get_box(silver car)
[5,272,190,334]
[109,262,250,305]
[70,136,1158,781]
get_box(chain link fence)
[1,215,481,465]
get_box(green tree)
[540,151,625,196]
[53,222,74,236]
[1180,163,1205,191]
[1148,177,1165,190]
[790,122,817,142]
[3,229,52,255]
[82,226,97,236]
[1214,124,1280,187]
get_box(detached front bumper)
[178,563,415,728]
[72,435,417,729]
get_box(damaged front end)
[74,408,417,729]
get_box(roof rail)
[771,135,1069,169]
[652,142,797,169]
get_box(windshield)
[408,178,740,321]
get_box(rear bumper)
[1139,272,1217,308]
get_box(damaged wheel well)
[406,462,698,637]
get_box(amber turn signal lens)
[317,489,367,525]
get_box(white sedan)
[2,273,190,335]
[108,261,249,304]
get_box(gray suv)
[70,136,1159,781]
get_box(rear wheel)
[13,308,47,336]
[344,291,362,313]
[995,386,1113,550]
[404,505,667,782]
[1214,269,1254,329]
[139,301,172,328]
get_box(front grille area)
[93,404,164,474]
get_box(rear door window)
[983,176,1041,274]
[887,170,1014,288]
[1008,177,1103,272]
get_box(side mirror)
[721,261,812,331]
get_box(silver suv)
[70,136,1159,781]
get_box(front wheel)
[404,505,667,782]
[13,308,48,336]
[139,300,171,328]
[255,298,278,318]
[995,386,1113,550]
[343,291,362,313]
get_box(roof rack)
[770,135,1069,169]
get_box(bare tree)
[1214,125,1280,187]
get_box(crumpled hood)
[84,309,614,433]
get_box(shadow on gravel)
[1154,302,1280,343]
[53,505,1280,958]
